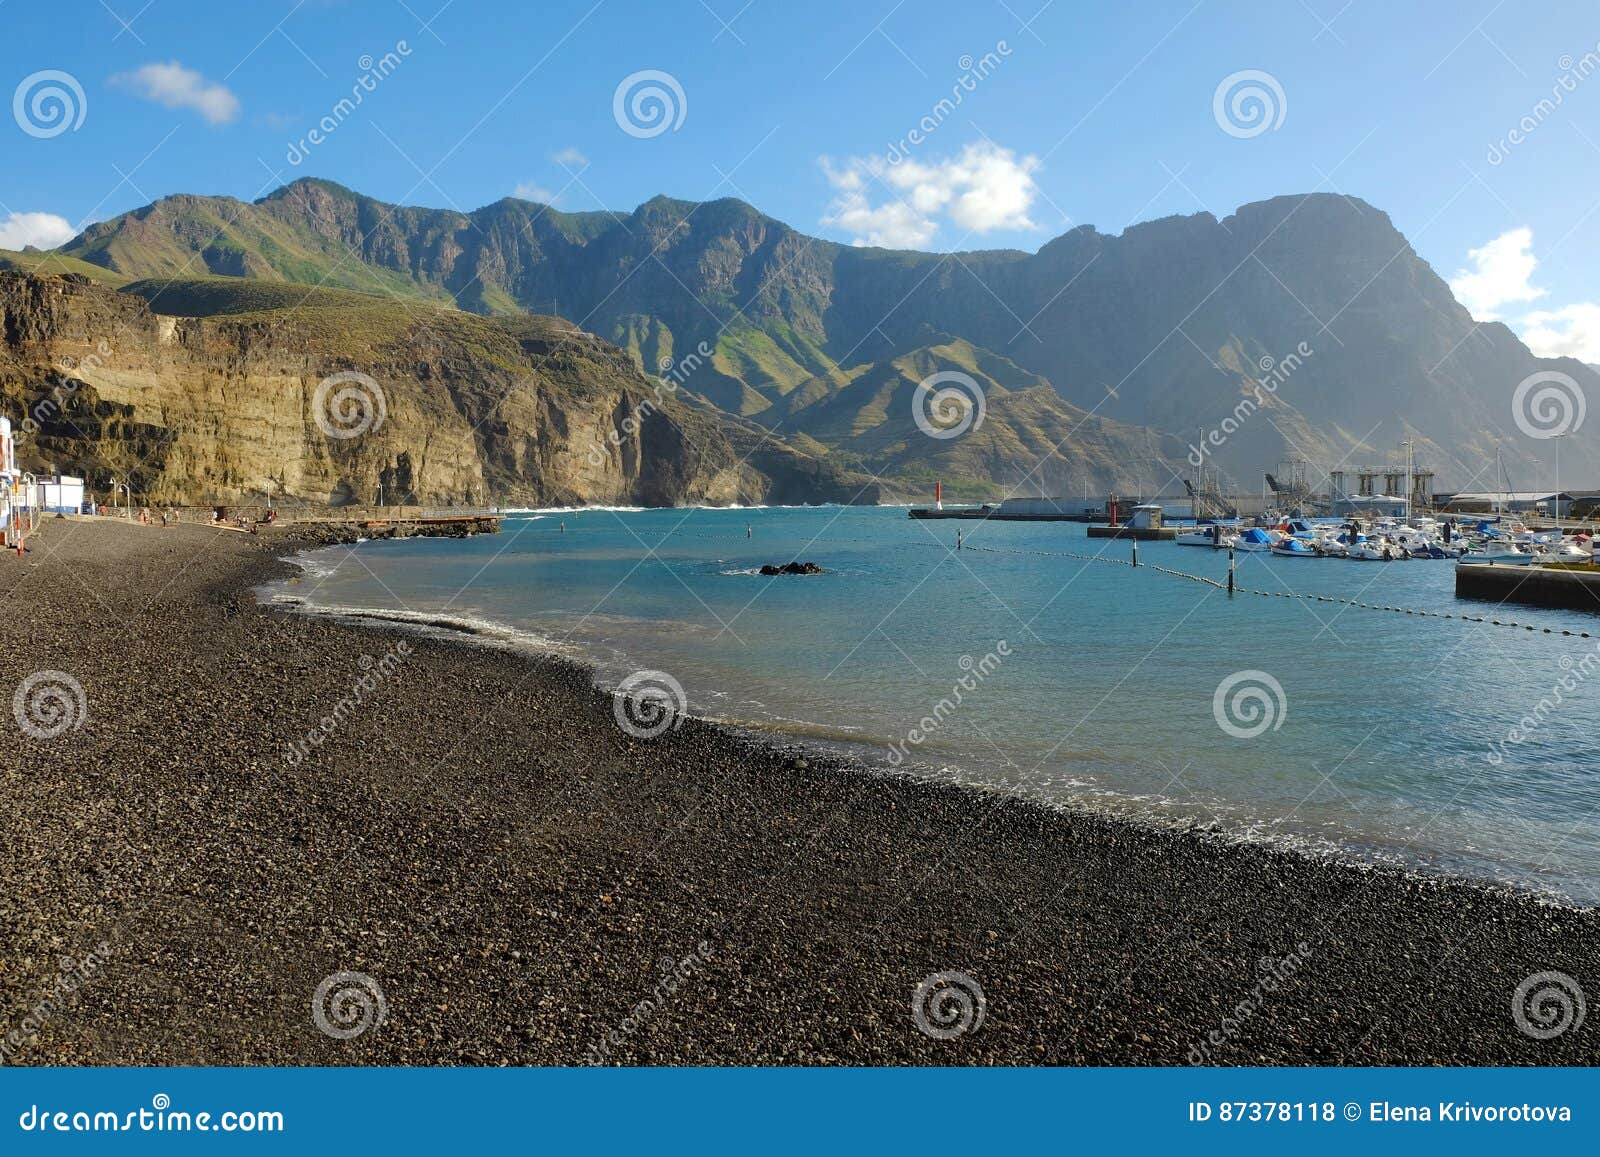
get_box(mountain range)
[4,177,1595,505]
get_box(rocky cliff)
[0,273,875,507]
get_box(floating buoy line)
[957,544,1594,639]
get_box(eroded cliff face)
[0,274,826,507]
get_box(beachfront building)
[38,475,85,514]
[0,417,15,543]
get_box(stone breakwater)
[279,516,501,546]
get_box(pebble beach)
[0,518,1595,1065]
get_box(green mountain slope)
[46,178,1598,489]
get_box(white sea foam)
[273,597,564,656]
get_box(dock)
[1455,562,1600,613]
[1085,524,1182,540]
[908,505,998,520]
[908,505,1096,522]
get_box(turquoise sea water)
[266,506,1600,903]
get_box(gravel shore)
[0,517,1595,1065]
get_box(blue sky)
[4,0,1600,357]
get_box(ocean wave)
[271,598,563,655]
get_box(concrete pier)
[1455,562,1600,613]
[1085,524,1182,540]
[908,505,1097,522]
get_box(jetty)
[908,495,1101,522]
[906,488,1181,524]
[1085,524,1182,540]
[1455,562,1600,613]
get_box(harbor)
[908,457,1600,610]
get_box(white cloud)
[1520,303,1600,364]
[514,182,557,203]
[1448,227,1545,320]
[821,141,1041,249]
[112,61,240,125]
[0,211,76,251]
[1451,228,1600,363]
[551,147,588,168]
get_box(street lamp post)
[1554,431,1567,533]
[20,472,35,535]
[1399,440,1413,524]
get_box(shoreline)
[268,536,1585,911]
[1,518,1596,1065]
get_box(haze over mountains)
[5,177,1596,504]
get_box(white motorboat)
[1270,538,1317,557]
[1232,528,1279,552]
[1459,543,1537,565]
[1175,526,1235,547]
[1348,539,1400,561]
[1532,540,1591,564]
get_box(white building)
[40,475,84,514]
